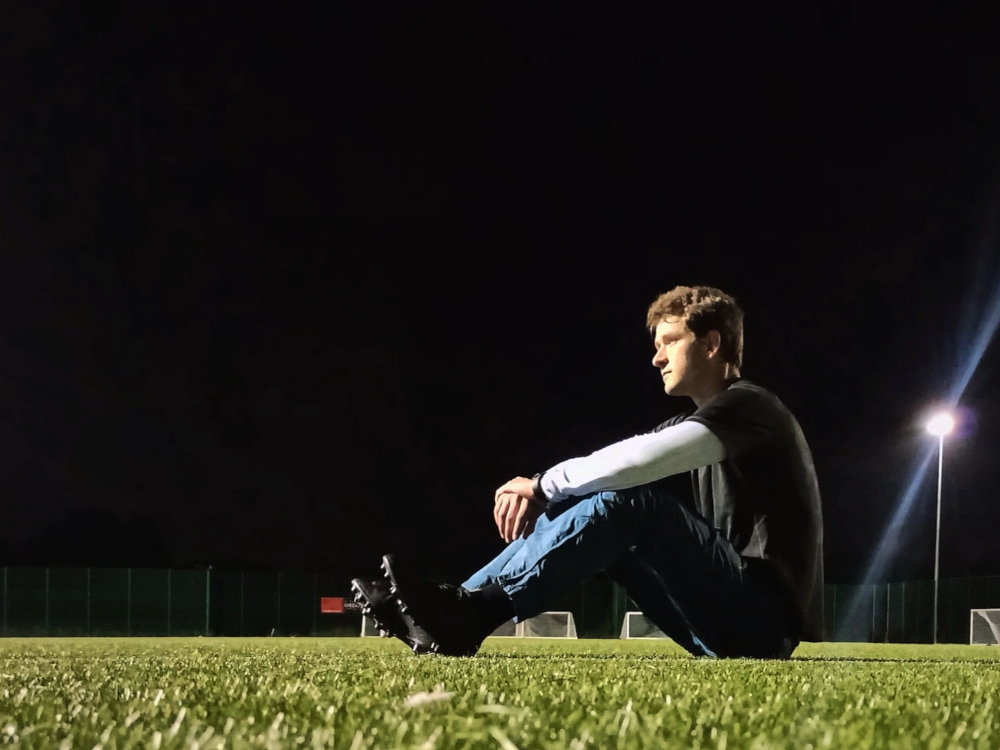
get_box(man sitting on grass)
[352,285,823,657]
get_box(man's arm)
[536,420,725,503]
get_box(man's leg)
[461,533,529,590]
[461,509,565,590]
[624,490,795,658]
[605,555,711,656]
[362,514,564,655]
[491,487,794,658]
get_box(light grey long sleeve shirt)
[538,420,726,504]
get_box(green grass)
[2,638,1000,749]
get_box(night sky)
[4,6,1000,588]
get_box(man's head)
[646,286,744,401]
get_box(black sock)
[470,583,516,633]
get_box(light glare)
[926,413,955,437]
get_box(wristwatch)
[531,472,549,505]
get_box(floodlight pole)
[932,434,944,645]
[205,567,212,637]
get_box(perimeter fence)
[0,568,357,638]
[1,567,998,642]
[824,576,1000,644]
[0,567,628,639]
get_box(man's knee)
[545,490,638,524]
[591,490,637,517]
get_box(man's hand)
[494,476,538,503]
[493,490,544,543]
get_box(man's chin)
[663,381,688,397]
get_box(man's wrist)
[531,473,549,506]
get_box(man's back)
[666,380,824,640]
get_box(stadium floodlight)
[926,410,955,644]
[926,413,955,437]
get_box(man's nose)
[652,349,667,368]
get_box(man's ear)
[704,330,722,359]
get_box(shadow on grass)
[475,655,1000,666]
[792,656,1000,665]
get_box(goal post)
[620,611,668,639]
[320,595,387,637]
[522,611,577,638]
[360,615,388,637]
[491,619,518,637]
[490,611,578,638]
[970,609,1000,645]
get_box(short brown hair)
[646,286,744,372]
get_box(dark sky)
[4,5,1000,587]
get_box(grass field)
[2,638,1000,749]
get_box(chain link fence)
[0,567,631,639]
[3,567,998,642]
[824,576,1000,643]
[0,568,360,637]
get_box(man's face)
[651,318,709,397]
